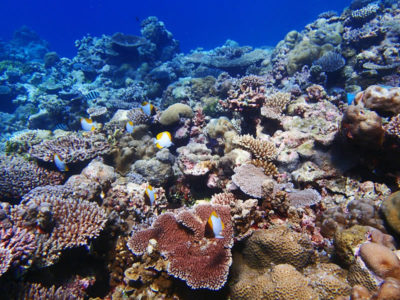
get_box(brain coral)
[29,132,110,163]
[0,155,64,200]
[159,103,193,126]
[127,203,233,290]
[242,227,315,270]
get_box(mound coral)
[29,132,110,163]
[0,155,64,200]
[356,85,400,115]
[159,103,194,126]
[380,190,400,235]
[242,227,315,270]
[127,203,233,290]
[341,105,384,147]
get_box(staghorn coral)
[29,132,110,163]
[260,91,291,120]
[233,134,277,161]
[14,186,108,266]
[242,227,315,270]
[231,164,269,199]
[221,75,266,111]
[127,203,233,290]
[0,154,64,200]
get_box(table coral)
[0,154,64,200]
[29,132,110,163]
[127,203,233,290]
[231,164,269,199]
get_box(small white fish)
[141,101,155,116]
[154,131,173,149]
[208,211,224,239]
[126,120,135,133]
[80,117,100,131]
[145,185,156,205]
[54,153,68,172]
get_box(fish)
[207,211,224,239]
[80,117,100,131]
[154,131,173,149]
[141,101,155,116]
[84,91,100,101]
[346,93,356,105]
[144,185,156,205]
[54,153,68,172]
[126,120,135,133]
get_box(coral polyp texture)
[127,203,233,290]
[29,132,110,163]
[0,154,64,200]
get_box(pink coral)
[127,203,233,290]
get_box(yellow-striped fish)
[207,211,224,239]
[141,101,155,116]
[54,153,68,172]
[144,185,156,205]
[80,117,98,131]
[126,120,135,133]
[154,131,173,149]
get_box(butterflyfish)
[207,211,225,239]
[144,185,156,205]
[54,153,68,172]
[126,120,135,133]
[154,131,173,149]
[141,101,155,116]
[80,117,99,131]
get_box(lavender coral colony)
[2,1,400,298]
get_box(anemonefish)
[144,185,156,205]
[126,120,135,133]
[80,117,100,131]
[141,101,155,116]
[154,131,173,149]
[54,153,68,172]
[207,211,225,239]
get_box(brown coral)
[341,105,384,148]
[0,155,64,200]
[261,91,291,120]
[233,134,277,161]
[384,113,400,139]
[221,75,266,111]
[356,85,400,115]
[29,132,110,163]
[242,227,315,270]
[127,203,233,290]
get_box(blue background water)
[0,0,350,58]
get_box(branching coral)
[221,75,266,111]
[29,132,110,163]
[260,91,291,120]
[233,134,277,161]
[127,203,233,290]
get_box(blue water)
[0,0,351,57]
